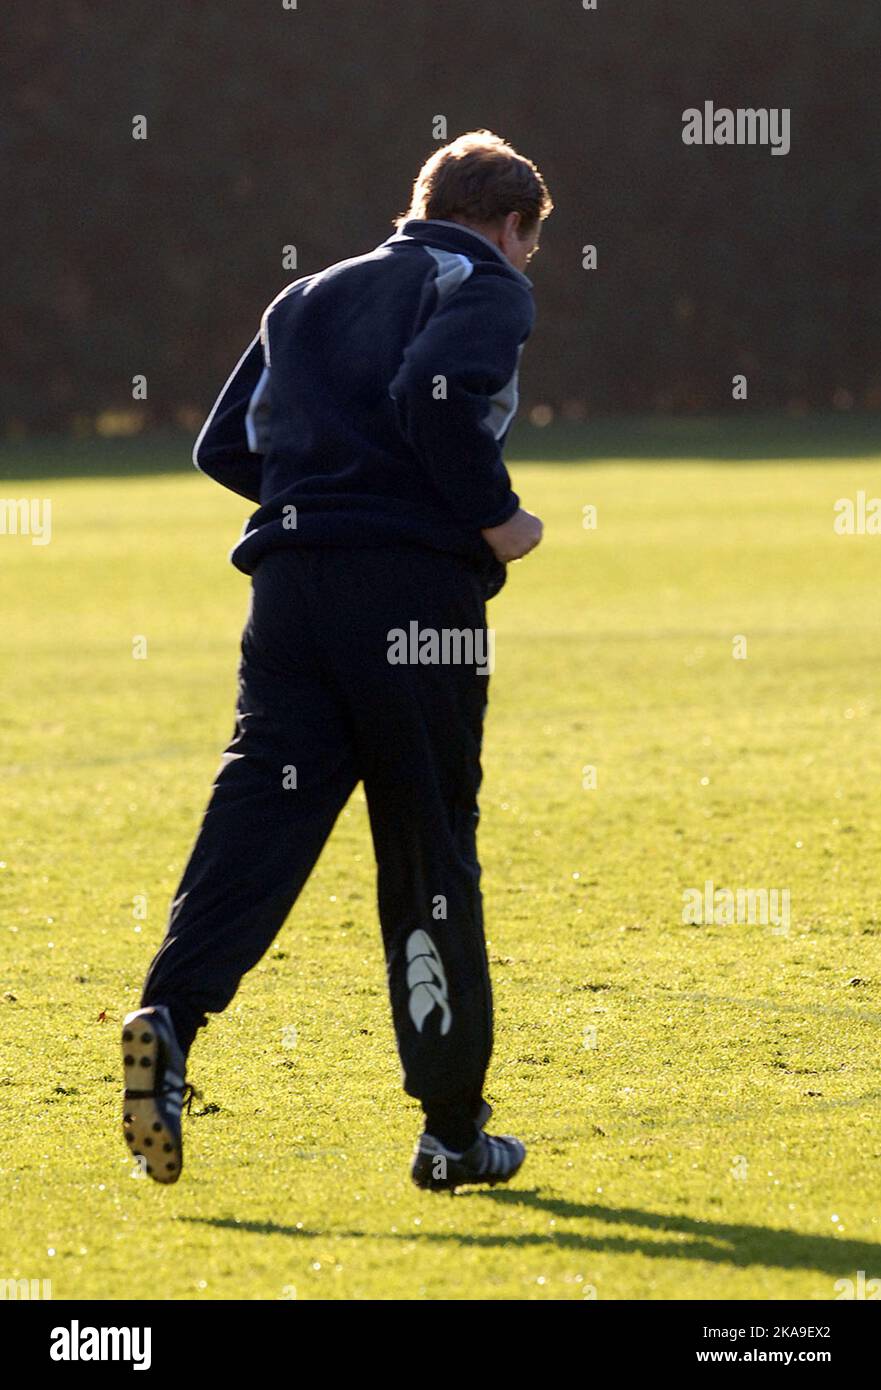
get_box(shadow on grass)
[180,1193,881,1278]
[179,1217,321,1239]
[1,414,879,484]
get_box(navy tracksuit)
[142,220,535,1129]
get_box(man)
[122,130,552,1191]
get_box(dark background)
[3,0,880,434]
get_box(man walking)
[122,130,552,1190]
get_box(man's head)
[398,130,553,274]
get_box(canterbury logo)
[406,930,452,1035]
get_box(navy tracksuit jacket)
[142,219,535,1122]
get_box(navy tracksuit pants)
[142,546,494,1123]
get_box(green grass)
[2,423,881,1300]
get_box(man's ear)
[503,210,522,239]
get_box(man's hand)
[481,507,544,563]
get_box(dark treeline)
[4,0,880,432]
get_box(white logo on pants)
[406,930,452,1035]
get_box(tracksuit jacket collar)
[383,219,533,289]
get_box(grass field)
[2,420,881,1301]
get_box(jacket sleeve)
[192,334,267,504]
[389,269,533,528]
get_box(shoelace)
[182,1083,202,1115]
